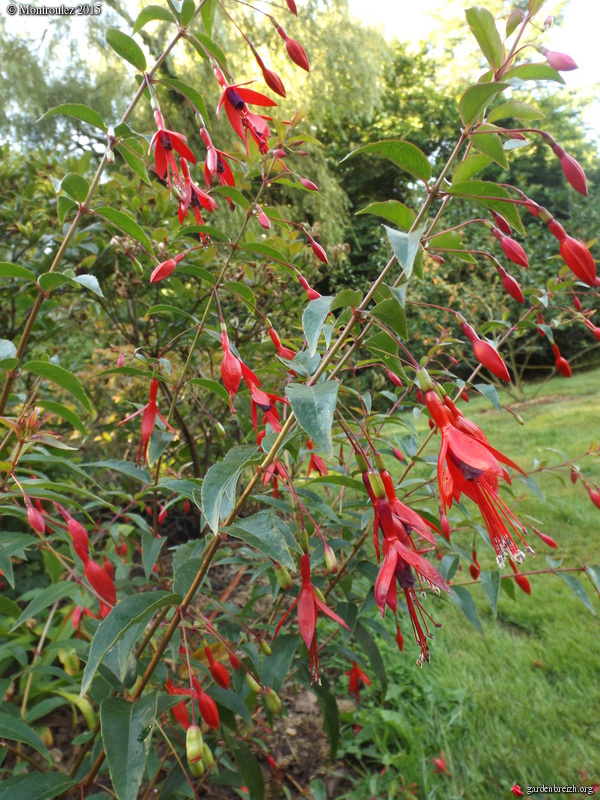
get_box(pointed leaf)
[448,180,525,234]
[11,583,79,632]
[201,445,261,533]
[40,103,107,132]
[86,459,151,483]
[116,144,151,185]
[371,295,408,340]
[313,677,340,758]
[0,773,74,800]
[106,29,147,71]
[101,694,157,800]
[0,262,37,282]
[354,620,387,700]
[22,361,93,414]
[465,6,504,69]
[133,4,176,32]
[260,634,299,693]
[232,742,264,800]
[384,225,426,279]
[459,83,508,126]
[286,382,339,457]
[504,62,564,84]
[480,570,500,618]
[448,585,483,632]
[556,572,595,614]
[0,713,51,763]
[355,200,416,231]
[487,101,544,122]
[342,140,431,183]
[227,510,296,572]
[452,153,492,183]
[95,206,153,254]
[60,173,89,203]
[302,296,334,357]
[471,126,509,168]
[80,592,181,697]
[159,77,208,121]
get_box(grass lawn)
[339,368,600,800]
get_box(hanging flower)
[116,378,176,466]
[214,67,277,154]
[345,661,371,702]
[149,109,196,193]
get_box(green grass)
[338,369,600,799]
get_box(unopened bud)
[264,687,282,714]
[274,562,292,590]
[298,527,309,553]
[260,639,272,656]
[246,673,261,694]
[201,744,214,768]
[368,473,386,499]
[298,177,318,191]
[186,725,204,763]
[323,543,338,574]
[214,422,226,438]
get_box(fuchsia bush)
[0,0,599,797]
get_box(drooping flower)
[458,316,511,382]
[345,661,371,702]
[298,274,321,300]
[552,344,571,377]
[25,497,46,534]
[205,646,230,690]
[150,251,188,284]
[275,25,310,71]
[200,126,237,189]
[116,378,176,466]
[497,264,524,304]
[177,157,218,239]
[559,236,596,286]
[509,559,532,594]
[214,67,277,154]
[165,678,192,731]
[540,47,577,71]
[549,142,588,196]
[274,552,350,683]
[306,440,328,478]
[149,109,196,192]
[491,227,529,268]
[220,332,243,412]
[248,380,287,433]
[268,327,296,361]
[423,382,532,568]
[85,559,117,605]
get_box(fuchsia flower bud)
[26,501,46,535]
[68,518,90,563]
[196,687,220,729]
[533,529,558,548]
[275,25,310,71]
[585,484,600,510]
[298,177,319,191]
[509,559,531,595]
[306,233,329,265]
[540,47,578,71]
[492,228,529,268]
[285,0,298,14]
[573,295,582,312]
[440,512,451,542]
[184,499,190,514]
[205,647,230,689]
[85,559,117,605]
[298,275,321,300]
[257,206,271,229]
[551,344,571,378]
[550,143,588,196]
[117,352,125,368]
[583,320,600,341]
[395,625,404,652]
[491,212,511,235]
[150,251,187,284]
[392,447,404,462]
[469,549,480,581]
[158,506,167,525]
[559,237,596,286]
[459,317,511,382]
[386,369,403,387]
[261,66,287,98]
[497,265,524,304]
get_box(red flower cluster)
[117,378,175,466]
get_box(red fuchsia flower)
[440,512,451,542]
[386,369,403,388]
[496,265,524,304]
[56,504,90,563]
[552,344,571,377]
[458,316,511,382]
[469,549,480,580]
[583,320,600,341]
[392,447,404,462]
[306,440,328,478]
[285,0,298,14]
[85,559,117,605]
[165,678,192,731]
[559,236,596,286]
[433,750,450,775]
[268,327,296,361]
[584,483,600,510]
[298,274,321,300]
[150,250,188,284]
[248,380,287,433]
[214,67,277,155]
[177,157,218,238]
[220,332,243,412]
[345,662,371,702]
[117,378,176,466]
[257,205,271,229]
[395,624,404,651]
[423,379,533,568]
[491,211,511,235]
[200,126,236,189]
[298,177,319,191]
[274,552,350,684]
[275,24,310,71]
[539,46,578,71]
[509,559,531,594]
[491,228,529,268]
[205,646,230,690]
[533,528,558,548]
[378,465,440,546]
[149,108,196,193]
[251,49,287,98]
[25,497,45,534]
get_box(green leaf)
[86,459,151,483]
[22,361,93,414]
[506,9,524,37]
[313,677,340,758]
[95,206,153,254]
[232,742,264,800]
[180,0,194,25]
[355,200,416,232]
[465,6,504,69]
[504,63,565,84]
[330,289,363,312]
[227,510,295,572]
[40,103,107,132]
[0,773,74,800]
[0,340,16,360]
[428,231,476,263]
[116,144,151,185]
[133,4,176,32]
[223,280,256,313]
[556,573,596,614]
[80,592,180,697]
[0,262,36,282]
[208,685,251,723]
[241,241,290,266]
[101,694,157,800]
[176,226,229,245]
[354,621,387,700]
[106,29,147,71]
[302,296,333,357]
[585,565,600,595]
[201,445,261,533]
[459,83,508,126]
[342,140,431,183]
[448,180,525,234]
[260,635,298,693]
[384,225,426,279]
[452,153,492,183]
[158,478,202,503]
[146,304,198,324]
[57,196,77,224]
[211,184,249,210]
[141,533,166,580]
[474,382,502,411]
[0,713,51,763]
[480,570,500,618]
[60,173,89,203]
[286,382,339,457]
[11,583,79,632]
[189,377,230,405]
[159,78,208,121]
[448,585,483,632]
[528,0,547,13]
[364,331,407,379]
[73,274,103,297]
[487,101,544,122]
[471,125,508,168]
[371,295,408,340]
